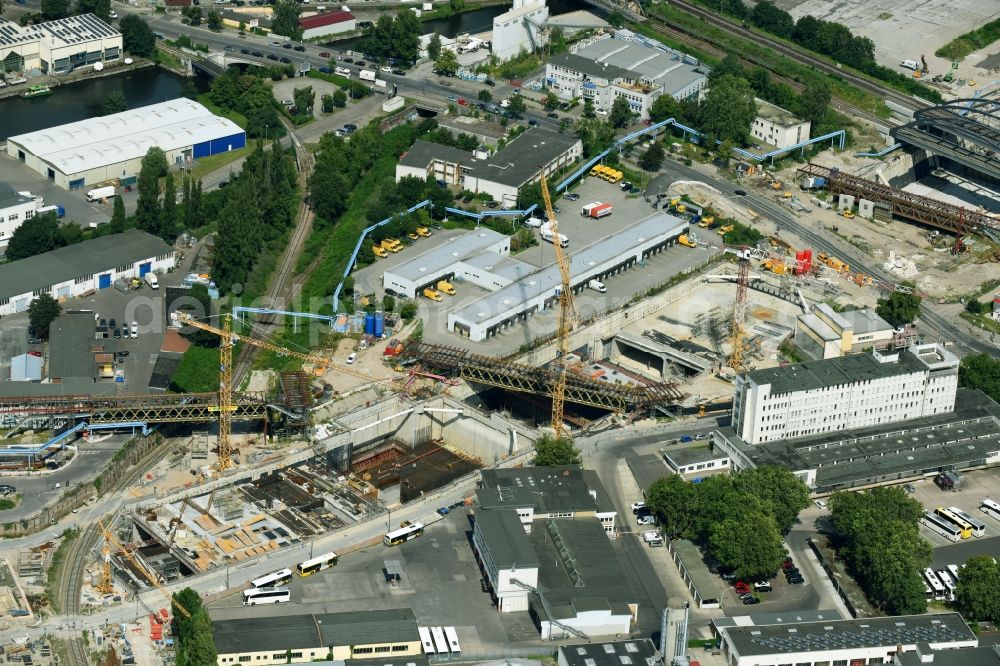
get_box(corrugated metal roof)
[299,10,354,29]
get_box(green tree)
[507,93,526,117]
[382,294,395,313]
[271,0,302,39]
[321,94,334,113]
[646,474,699,538]
[709,510,786,580]
[39,0,70,20]
[478,88,492,103]
[118,14,155,57]
[28,294,61,339]
[5,212,64,261]
[954,556,1000,622]
[136,147,166,235]
[699,75,757,144]
[75,0,110,22]
[516,181,543,212]
[609,95,633,128]
[959,353,1000,403]
[649,94,682,123]
[709,52,744,84]
[792,15,822,44]
[400,301,418,320]
[750,0,794,38]
[161,173,177,240]
[607,9,624,27]
[434,48,460,77]
[102,90,127,115]
[733,466,809,534]
[797,78,831,129]
[180,78,198,100]
[583,98,595,118]
[532,434,581,466]
[639,141,664,171]
[574,118,616,157]
[428,33,442,60]
[206,10,222,30]
[109,195,126,233]
[58,223,82,246]
[876,292,921,328]
[212,176,262,294]
[293,86,314,114]
[448,0,463,12]
[332,88,347,108]
[543,91,559,111]
[185,6,202,25]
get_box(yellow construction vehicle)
[719,224,735,234]
[771,180,782,190]
[817,252,850,273]
[763,258,787,274]
[842,209,856,219]
[423,287,443,301]
[698,215,715,228]
[436,280,456,295]
[373,245,388,258]
[416,226,431,237]
[678,234,697,248]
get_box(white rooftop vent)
[419,267,426,272]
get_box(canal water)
[329,0,591,52]
[0,68,195,141]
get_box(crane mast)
[538,169,574,440]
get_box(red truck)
[581,202,613,219]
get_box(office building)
[731,344,958,445]
[0,183,39,249]
[0,230,174,316]
[491,0,548,61]
[751,98,811,150]
[795,304,894,360]
[545,33,706,119]
[6,98,245,190]
[0,14,121,75]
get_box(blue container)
[374,311,385,337]
[364,313,376,335]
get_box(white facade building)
[732,344,959,445]
[751,98,811,149]
[545,35,706,119]
[0,14,121,75]
[472,509,539,613]
[491,0,549,62]
[0,230,175,316]
[795,303,894,360]
[0,184,40,250]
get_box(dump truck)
[678,234,697,248]
[581,202,613,218]
[437,280,456,295]
[373,245,388,258]
[423,287,443,301]
[416,226,431,237]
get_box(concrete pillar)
[858,198,875,219]
[837,194,855,211]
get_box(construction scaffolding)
[406,343,684,414]
[797,164,999,235]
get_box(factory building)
[795,303,894,360]
[0,230,174,316]
[491,0,549,62]
[545,33,706,119]
[6,98,246,190]
[213,609,422,665]
[449,213,687,341]
[731,343,959,445]
[713,612,977,666]
[0,183,40,249]
[751,98,811,150]
[0,14,121,75]
[395,127,582,208]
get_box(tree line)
[646,467,810,581]
[687,0,940,103]
[172,588,217,666]
[359,11,421,64]
[209,69,284,139]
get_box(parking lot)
[0,152,114,232]
[353,174,711,355]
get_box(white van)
[643,530,663,547]
[588,279,606,293]
[335,66,351,76]
[144,273,159,289]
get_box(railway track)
[232,123,317,385]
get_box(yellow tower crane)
[176,312,385,471]
[94,544,114,595]
[538,169,574,440]
[98,520,191,619]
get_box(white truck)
[144,273,159,289]
[359,69,376,82]
[86,185,116,202]
[899,59,920,71]
[587,279,606,293]
[539,222,568,247]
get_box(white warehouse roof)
[387,229,509,283]
[7,98,244,175]
[451,213,686,326]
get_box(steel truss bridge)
[406,343,684,414]
[797,163,1000,236]
[890,99,1000,182]
[0,392,269,424]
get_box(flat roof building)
[0,14,121,76]
[299,10,356,39]
[212,609,422,665]
[558,639,658,666]
[395,127,582,207]
[795,304,895,360]
[715,612,977,666]
[0,183,40,249]
[751,98,810,150]
[715,388,1000,493]
[0,229,174,316]
[662,445,730,477]
[731,344,958,444]
[492,0,549,62]
[6,98,246,190]
[895,644,1000,666]
[546,32,706,119]
[449,213,687,341]
[382,229,512,298]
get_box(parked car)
[346,352,358,364]
[903,483,916,493]
[814,499,828,509]
[355,59,366,66]
[679,434,693,443]
[240,47,251,54]
[734,581,751,595]
[280,56,292,64]
[130,322,138,338]
[343,57,353,62]
[282,43,293,49]
[528,119,538,127]
[392,68,406,75]
[742,596,760,605]
[319,51,331,57]
[564,192,580,201]
[293,45,306,52]
[266,53,279,60]
[436,506,450,515]
[753,581,772,592]
[735,189,747,196]
[547,112,558,118]
[637,515,655,526]
[631,501,646,514]
[484,78,495,86]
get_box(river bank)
[0,58,155,102]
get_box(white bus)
[297,552,338,577]
[924,568,946,601]
[444,626,461,653]
[947,506,986,538]
[430,626,448,654]
[923,580,933,601]
[980,498,1000,522]
[947,564,961,582]
[242,587,290,606]
[936,569,956,601]
[935,507,973,539]
[418,627,435,654]
[384,522,424,546]
[922,511,962,542]
[251,568,293,588]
